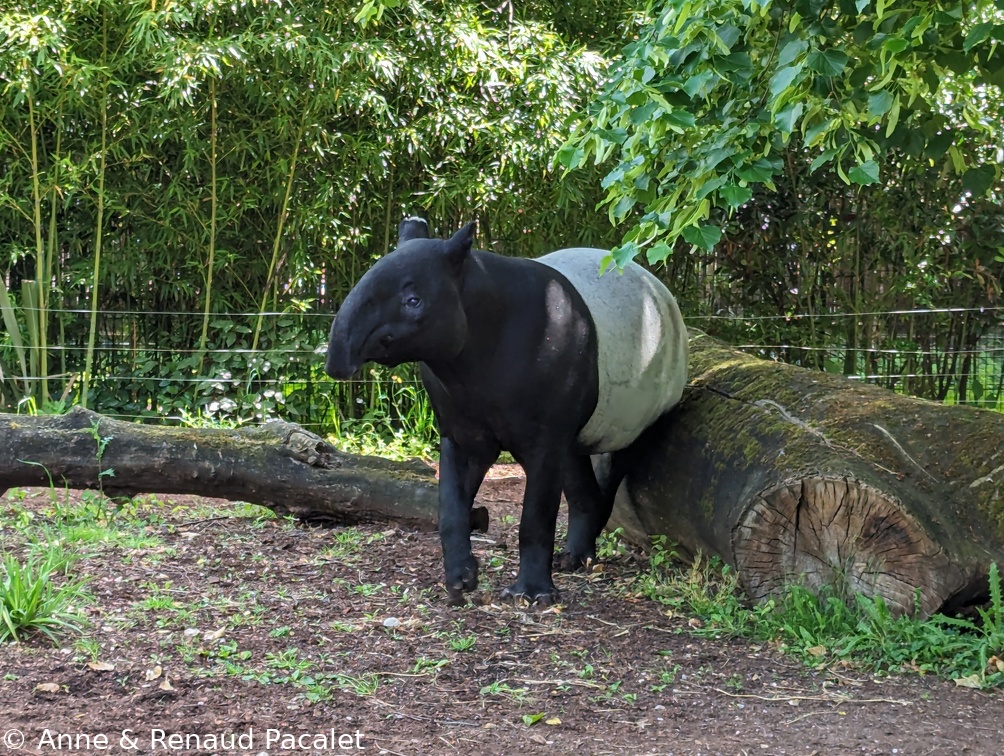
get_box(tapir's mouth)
[325,361,360,380]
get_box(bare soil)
[1,466,1001,755]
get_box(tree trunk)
[0,407,490,530]
[608,331,1004,617]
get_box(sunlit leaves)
[1,0,619,409]
[560,0,1004,264]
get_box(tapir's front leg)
[439,436,497,605]
[501,449,564,605]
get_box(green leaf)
[964,23,993,53]
[778,39,808,67]
[806,49,849,77]
[683,70,716,98]
[682,224,722,251]
[645,241,673,265]
[695,175,727,200]
[769,64,804,102]
[810,147,839,173]
[962,165,996,197]
[720,184,753,208]
[664,110,697,130]
[522,712,546,726]
[735,159,778,184]
[848,160,880,185]
[883,37,909,54]
[556,143,584,170]
[611,241,640,268]
[776,102,803,134]
[867,90,894,118]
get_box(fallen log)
[4,332,1003,617]
[0,406,492,530]
[608,331,1004,617]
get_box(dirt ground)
[1,467,1002,756]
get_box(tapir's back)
[536,248,688,453]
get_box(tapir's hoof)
[500,582,559,607]
[554,551,592,572]
[444,555,479,605]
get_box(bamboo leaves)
[0,0,616,419]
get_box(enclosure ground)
[1,467,1001,756]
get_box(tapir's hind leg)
[557,452,626,571]
[439,437,498,605]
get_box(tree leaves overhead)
[560,0,1004,263]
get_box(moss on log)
[608,331,1004,617]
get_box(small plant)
[412,656,449,674]
[596,527,628,560]
[0,545,91,643]
[333,672,380,696]
[479,681,531,704]
[87,420,115,499]
[449,634,477,652]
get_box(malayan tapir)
[325,218,688,605]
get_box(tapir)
[325,218,688,605]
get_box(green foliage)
[0,545,90,643]
[637,543,1004,688]
[0,0,620,422]
[562,0,1004,262]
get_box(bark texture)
[0,406,490,529]
[608,331,1004,617]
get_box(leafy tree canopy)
[559,0,1004,265]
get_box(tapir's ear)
[397,216,430,246]
[445,221,476,270]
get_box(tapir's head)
[325,218,475,379]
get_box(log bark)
[608,331,1004,617]
[0,406,491,530]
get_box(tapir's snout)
[325,314,360,380]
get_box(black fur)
[327,222,616,605]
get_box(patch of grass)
[332,672,380,696]
[636,541,1004,688]
[47,524,163,550]
[0,545,91,643]
[479,681,531,704]
[318,529,384,564]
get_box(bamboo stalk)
[45,125,62,403]
[197,78,219,375]
[82,11,110,410]
[251,108,309,353]
[27,93,47,401]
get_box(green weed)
[637,542,1004,688]
[0,545,91,643]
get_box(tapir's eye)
[404,296,421,309]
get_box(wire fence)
[2,306,1003,432]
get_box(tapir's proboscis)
[326,218,688,605]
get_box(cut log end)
[732,476,964,617]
